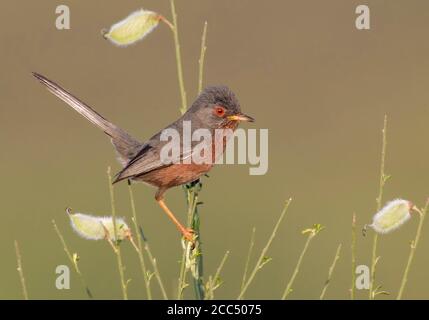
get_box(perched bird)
[32,72,254,242]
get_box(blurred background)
[0,0,428,299]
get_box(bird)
[32,72,254,243]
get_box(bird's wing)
[113,116,213,183]
[113,142,195,183]
[113,143,165,183]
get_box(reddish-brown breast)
[135,163,213,189]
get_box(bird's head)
[188,85,254,130]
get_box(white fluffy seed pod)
[69,212,130,241]
[369,199,413,234]
[103,9,161,46]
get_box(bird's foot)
[182,228,196,244]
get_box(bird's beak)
[227,113,255,122]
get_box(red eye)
[214,106,226,117]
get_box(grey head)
[184,85,254,130]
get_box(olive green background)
[0,0,428,299]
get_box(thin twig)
[107,167,128,300]
[185,21,209,300]
[128,184,153,300]
[350,213,357,300]
[237,199,292,299]
[169,0,187,115]
[320,243,342,300]
[212,251,230,290]
[159,15,174,31]
[198,21,208,94]
[14,240,29,300]
[207,250,230,300]
[369,115,388,300]
[140,230,168,300]
[189,192,205,300]
[177,188,200,299]
[240,227,256,292]
[397,199,429,299]
[282,230,317,299]
[168,0,206,299]
[52,219,93,298]
[177,246,188,299]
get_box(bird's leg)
[157,198,195,243]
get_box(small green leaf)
[258,256,272,269]
[302,224,325,236]
[382,174,391,184]
[147,271,155,282]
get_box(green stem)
[369,115,388,300]
[168,0,206,300]
[177,185,203,299]
[128,184,152,300]
[107,167,128,300]
[141,233,168,300]
[320,243,342,300]
[190,193,205,300]
[198,22,208,94]
[186,20,210,301]
[350,213,357,300]
[177,190,194,299]
[369,235,379,299]
[177,246,188,299]
[207,250,230,300]
[397,200,429,299]
[170,0,187,115]
[52,219,93,298]
[282,233,314,299]
[238,199,292,299]
[240,227,256,292]
[14,240,29,300]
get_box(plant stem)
[169,0,206,300]
[369,115,388,300]
[207,250,230,300]
[240,227,256,292]
[397,199,429,299]
[177,186,201,299]
[237,199,292,299]
[350,213,357,300]
[369,235,379,299]
[282,232,314,299]
[169,0,187,115]
[128,184,152,300]
[177,246,188,299]
[213,251,230,286]
[52,219,93,298]
[107,167,128,300]
[198,21,208,94]
[320,243,342,300]
[185,20,210,300]
[191,234,205,300]
[140,230,168,300]
[177,190,195,299]
[190,192,205,300]
[14,240,28,300]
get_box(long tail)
[32,72,142,165]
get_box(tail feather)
[32,72,143,165]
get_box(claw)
[182,228,196,248]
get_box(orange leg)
[157,199,194,242]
